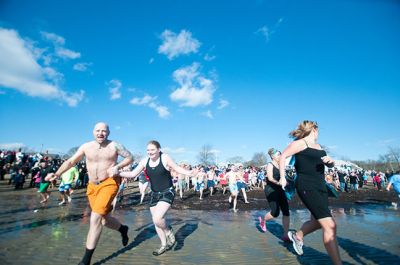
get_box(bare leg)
[40,193,48,203]
[318,217,342,265]
[150,202,172,246]
[140,182,148,204]
[263,211,274,222]
[102,214,122,230]
[59,193,66,205]
[282,215,290,236]
[296,214,321,240]
[233,194,238,212]
[86,212,104,249]
[199,188,203,200]
[241,188,249,203]
[210,187,213,196]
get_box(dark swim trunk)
[149,187,176,207]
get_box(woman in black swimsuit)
[279,121,342,265]
[119,140,196,256]
[258,148,290,242]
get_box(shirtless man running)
[54,122,133,265]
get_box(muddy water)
[0,187,399,264]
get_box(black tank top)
[294,143,327,192]
[145,154,173,192]
[266,163,282,190]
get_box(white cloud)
[41,31,81,60]
[256,26,270,42]
[202,110,213,119]
[0,142,26,150]
[218,99,229,109]
[56,47,81,59]
[107,79,122,100]
[73,62,92,72]
[170,62,215,107]
[60,90,85,107]
[130,94,170,119]
[256,18,284,43]
[158,29,201,60]
[0,28,85,107]
[162,147,187,154]
[130,95,155,105]
[40,31,65,46]
[43,67,64,84]
[204,53,216,61]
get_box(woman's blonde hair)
[289,120,318,139]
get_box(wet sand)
[0,181,399,264]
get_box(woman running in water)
[117,140,196,255]
[258,148,290,241]
[279,121,342,264]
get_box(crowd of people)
[1,121,400,265]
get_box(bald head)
[94,122,109,131]
[93,122,110,143]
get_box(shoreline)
[1,179,397,212]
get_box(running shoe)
[152,245,167,256]
[288,231,304,255]
[258,216,266,232]
[58,201,66,205]
[166,230,176,250]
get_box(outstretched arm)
[55,145,85,178]
[118,159,146,179]
[163,154,196,176]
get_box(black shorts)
[264,186,290,217]
[297,189,331,219]
[149,187,175,207]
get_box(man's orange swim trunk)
[86,177,120,215]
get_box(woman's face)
[272,151,281,162]
[147,144,160,159]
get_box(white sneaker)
[288,231,304,255]
[58,201,66,206]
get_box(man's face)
[93,123,110,144]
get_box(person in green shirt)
[58,166,79,205]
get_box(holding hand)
[107,166,119,177]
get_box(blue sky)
[0,0,399,163]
